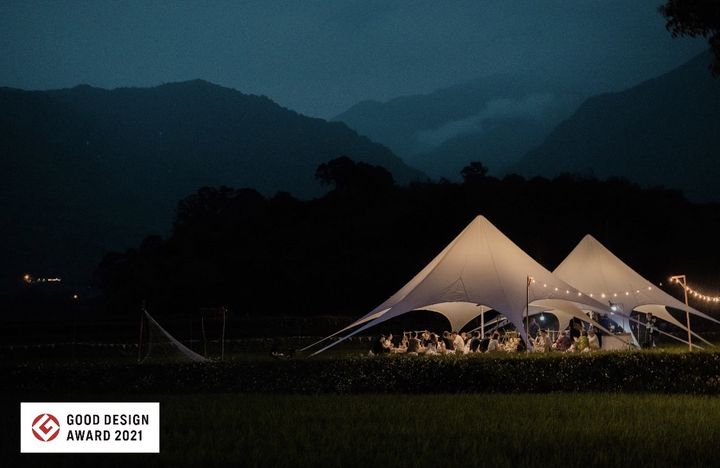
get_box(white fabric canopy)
[554,234,719,344]
[308,216,612,355]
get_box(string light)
[669,277,720,303]
[563,285,659,302]
[527,278,665,303]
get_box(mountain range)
[514,51,720,201]
[334,74,583,179]
[336,51,720,202]
[0,80,422,290]
[3,50,718,291]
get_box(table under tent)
[304,216,716,356]
[423,299,633,350]
[304,216,620,356]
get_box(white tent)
[554,234,719,346]
[306,216,612,355]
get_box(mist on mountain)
[335,74,582,178]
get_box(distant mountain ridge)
[334,74,582,179]
[0,80,423,289]
[514,51,720,201]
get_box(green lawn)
[7,393,720,467]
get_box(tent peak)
[580,233,602,245]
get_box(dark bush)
[5,352,720,395]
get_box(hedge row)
[6,352,720,394]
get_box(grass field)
[5,338,720,467]
[5,392,720,467]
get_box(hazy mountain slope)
[0,80,423,289]
[515,51,720,201]
[334,74,581,178]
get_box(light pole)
[669,275,692,351]
[480,305,485,337]
[526,275,532,352]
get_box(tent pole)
[137,302,145,363]
[526,275,530,352]
[221,307,226,361]
[681,276,692,352]
[670,275,693,352]
[201,315,208,357]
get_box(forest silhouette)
[94,157,720,321]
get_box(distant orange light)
[23,274,32,283]
[72,294,79,300]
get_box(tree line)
[94,157,720,319]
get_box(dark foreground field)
[4,393,720,467]
[5,347,720,467]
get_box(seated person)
[442,331,455,352]
[553,330,572,351]
[478,334,491,352]
[424,333,439,355]
[468,331,482,352]
[400,333,409,348]
[372,334,388,354]
[452,331,466,354]
[406,332,422,354]
[486,332,501,352]
[534,329,552,352]
[383,333,395,352]
[575,330,590,352]
[588,330,600,351]
[392,334,408,353]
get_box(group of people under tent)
[369,315,622,356]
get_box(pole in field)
[137,301,146,362]
[201,314,208,357]
[480,305,485,336]
[221,307,227,361]
[669,275,692,352]
[526,275,532,352]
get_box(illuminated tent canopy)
[305,216,612,356]
[554,234,719,347]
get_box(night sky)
[0,0,706,117]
